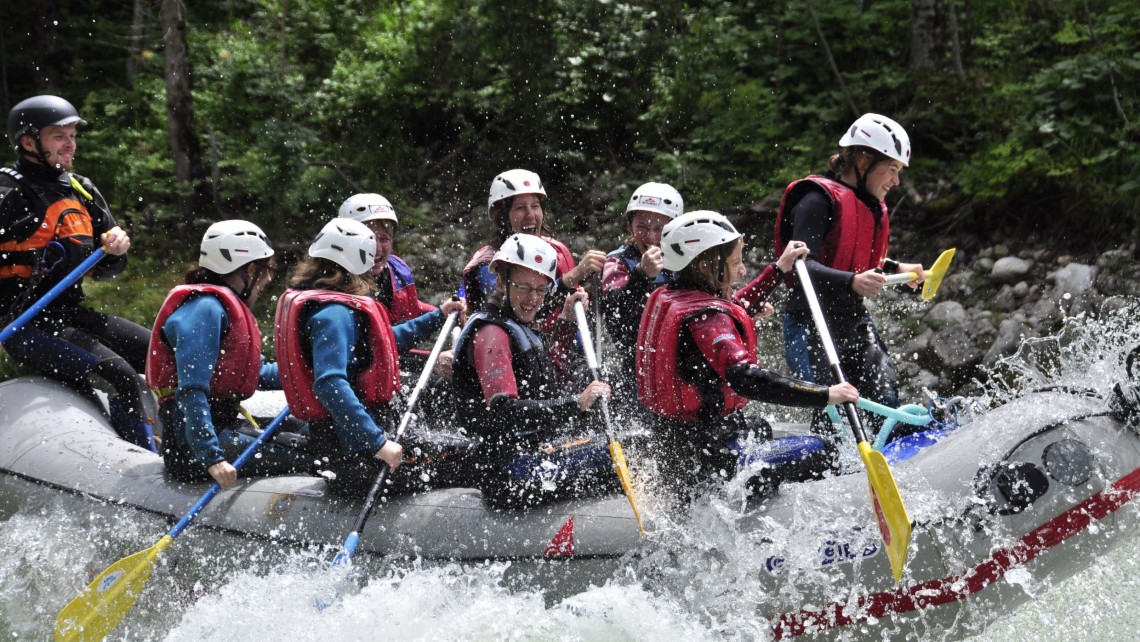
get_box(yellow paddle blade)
[608,439,647,537]
[857,442,912,582]
[54,535,174,642]
[920,248,957,301]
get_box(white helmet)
[660,210,742,272]
[199,220,274,274]
[338,193,398,226]
[489,233,558,283]
[488,169,546,210]
[625,182,683,219]
[839,113,911,166]
[308,218,376,275]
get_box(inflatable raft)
[4,370,1140,640]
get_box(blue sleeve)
[258,356,280,389]
[392,308,443,351]
[306,304,387,454]
[164,296,227,466]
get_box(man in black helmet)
[0,95,156,451]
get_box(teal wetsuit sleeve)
[165,295,228,466]
[306,304,387,454]
[392,308,443,351]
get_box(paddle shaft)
[170,406,291,539]
[794,260,870,443]
[573,301,614,431]
[333,309,460,564]
[0,248,106,343]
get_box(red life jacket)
[636,287,755,422]
[774,175,889,274]
[146,285,261,403]
[382,255,436,323]
[274,288,400,422]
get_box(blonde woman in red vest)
[637,211,857,500]
[148,221,311,487]
[774,114,924,434]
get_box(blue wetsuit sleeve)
[392,308,443,351]
[306,304,387,454]
[165,296,228,466]
[258,356,280,390]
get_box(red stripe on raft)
[772,465,1140,639]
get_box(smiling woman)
[451,233,615,510]
[458,169,606,335]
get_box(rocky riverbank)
[395,204,1140,405]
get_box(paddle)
[327,309,461,569]
[794,259,912,582]
[881,248,957,301]
[0,248,106,343]
[573,301,646,537]
[54,406,292,642]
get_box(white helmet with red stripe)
[660,210,741,271]
[839,113,911,166]
[488,169,546,210]
[199,220,274,274]
[625,182,683,219]
[489,233,558,283]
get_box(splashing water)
[2,301,1139,640]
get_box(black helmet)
[7,95,86,151]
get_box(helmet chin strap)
[19,133,57,171]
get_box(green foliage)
[2,0,1139,257]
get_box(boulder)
[991,256,1033,283]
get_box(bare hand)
[207,461,238,489]
[578,380,612,411]
[559,286,589,320]
[432,348,455,380]
[640,245,664,279]
[776,241,809,273]
[852,270,887,298]
[375,440,404,470]
[101,226,131,256]
[896,262,927,288]
[827,382,860,405]
[439,297,467,325]
[565,249,606,287]
[753,301,775,319]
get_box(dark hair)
[288,256,375,296]
[186,255,276,285]
[827,146,892,177]
[673,239,741,298]
[485,195,551,247]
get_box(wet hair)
[673,238,741,298]
[287,256,375,296]
[485,194,551,247]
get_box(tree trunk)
[160,0,213,223]
[909,0,940,71]
[126,0,148,89]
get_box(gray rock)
[930,324,985,370]
[1049,262,1099,315]
[974,257,995,273]
[925,301,968,326]
[991,256,1033,283]
[983,318,1038,366]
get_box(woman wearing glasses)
[460,169,605,336]
[147,220,312,487]
[452,234,613,509]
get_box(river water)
[3,308,1139,640]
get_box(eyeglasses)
[509,281,552,297]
